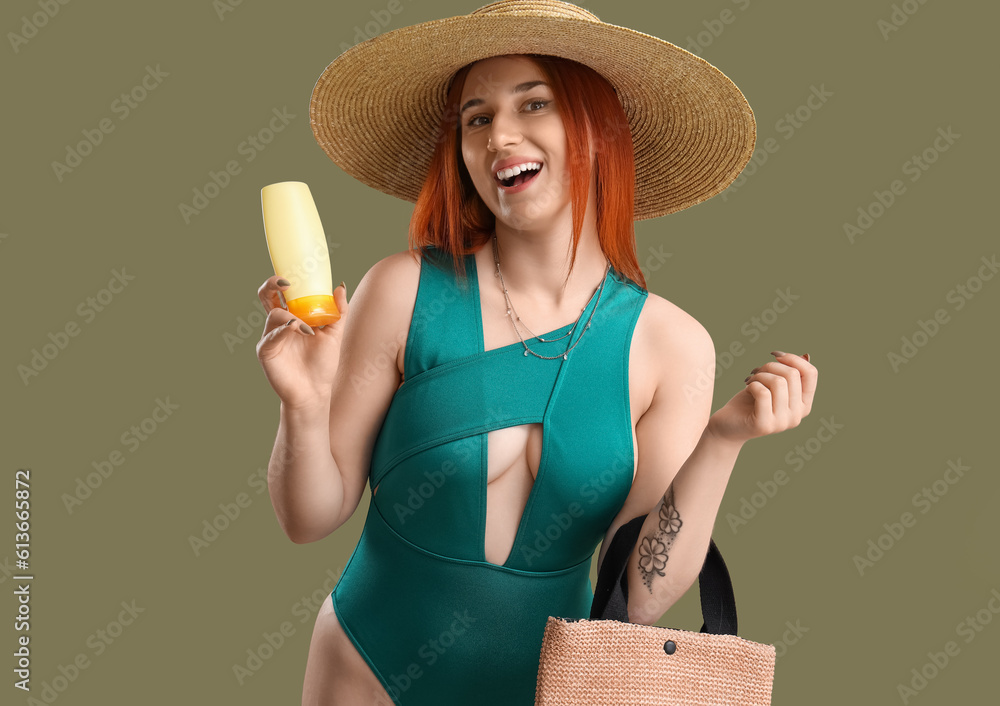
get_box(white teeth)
[496,162,542,181]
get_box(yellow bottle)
[261,181,340,326]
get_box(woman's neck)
[483,213,607,311]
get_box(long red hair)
[407,54,646,291]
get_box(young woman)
[255,3,817,705]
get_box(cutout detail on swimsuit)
[484,421,545,567]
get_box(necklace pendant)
[524,349,529,356]
[563,353,568,360]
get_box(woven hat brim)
[309,13,756,220]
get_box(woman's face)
[458,55,574,231]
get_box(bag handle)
[589,513,739,635]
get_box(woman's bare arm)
[623,315,815,623]
[267,250,421,543]
[626,425,744,625]
[615,301,722,624]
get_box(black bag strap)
[589,513,739,635]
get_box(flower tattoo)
[638,536,668,575]
[659,502,682,534]
[638,486,683,591]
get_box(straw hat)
[309,0,756,220]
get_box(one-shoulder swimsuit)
[330,244,648,704]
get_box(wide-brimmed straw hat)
[309,0,756,220]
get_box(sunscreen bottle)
[261,181,340,326]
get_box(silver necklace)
[491,232,610,360]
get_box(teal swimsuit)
[331,244,648,704]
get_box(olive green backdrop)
[3,0,996,704]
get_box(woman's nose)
[487,111,522,151]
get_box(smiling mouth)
[496,164,543,189]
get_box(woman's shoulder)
[374,244,462,276]
[633,290,715,379]
[350,248,423,331]
[639,289,711,339]
[364,247,423,291]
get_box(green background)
[3,0,996,703]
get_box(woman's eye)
[465,99,549,127]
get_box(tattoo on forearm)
[637,486,683,591]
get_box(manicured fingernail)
[770,350,787,357]
[277,278,290,287]
[299,323,315,335]
[802,353,810,362]
[340,280,347,294]
[744,375,751,383]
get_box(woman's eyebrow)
[460,80,550,116]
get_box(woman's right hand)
[255,275,349,409]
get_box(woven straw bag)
[534,514,776,705]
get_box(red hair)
[407,54,646,291]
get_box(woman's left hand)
[707,351,818,446]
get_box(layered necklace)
[491,232,611,360]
